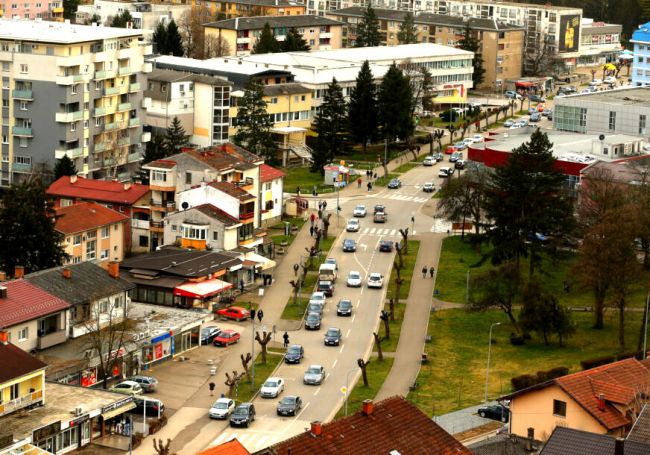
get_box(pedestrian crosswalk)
[386,194,431,203]
[360,227,400,236]
[430,220,453,233]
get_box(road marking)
[356,299,361,308]
[314,388,320,396]
[389,229,397,235]
[346,328,351,337]
[351,314,356,322]
[339,345,344,353]
[370,228,377,234]
[332,359,338,368]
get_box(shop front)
[175,323,201,356]
[173,278,233,310]
[33,414,93,455]
[95,397,136,441]
[141,332,172,368]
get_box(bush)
[581,355,616,370]
[546,367,569,380]
[511,374,537,391]
[510,334,525,346]
[510,366,570,391]
[616,351,643,361]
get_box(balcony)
[132,219,150,229]
[239,211,255,221]
[234,177,254,189]
[105,121,125,131]
[55,111,83,123]
[118,137,130,147]
[129,118,140,127]
[0,389,43,417]
[129,82,141,92]
[150,221,164,232]
[103,158,116,167]
[150,200,175,211]
[128,151,142,162]
[55,147,83,159]
[104,86,121,96]
[118,66,132,76]
[94,142,107,153]
[118,102,132,112]
[12,89,33,100]
[37,329,67,349]
[12,162,32,173]
[95,69,117,80]
[12,126,33,137]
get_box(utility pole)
[251,314,256,391]
[484,322,501,402]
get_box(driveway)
[434,401,502,435]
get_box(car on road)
[317,280,334,297]
[215,306,250,321]
[589,78,603,86]
[277,396,302,416]
[324,327,342,346]
[449,152,462,163]
[199,327,221,345]
[346,270,362,287]
[503,119,515,128]
[260,377,284,398]
[307,300,324,316]
[604,75,617,85]
[529,112,541,123]
[373,211,387,223]
[305,312,322,330]
[303,365,326,385]
[342,238,357,252]
[324,257,338,270]
[505,90,522,99]
[213,329,240,347]
[309,291,325,305]
[422,182,434,193]
[109,381,143,396]
[379,240,394,252]
[230,403,255,427]
[337,299,353,316]
[478,404,509,422]
[346,218,360,232]
[353,205,367,217]
[387,178,402,189]
[453,142,467,151]
[367,272,384,289]
[462,138,474,146]
[454,159,466,170]
[529,94,544,102]
[284,344,304,363]
[542,109,552,117]
[129,397,164,418]
[423,156,435,166]
[433,152,444,162]
[445,146,457,155]
[127,375,158,393]
[558,86,577,95]
[209,397,235,419]
[374,204,385,214]
[438,167,453,178]
[516,119,529,127]
[472,134,484,143]
[528,107,537,115]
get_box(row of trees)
[252,23,311,54]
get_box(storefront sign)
[69,414,90,427]
[102,397,132,415]
[103,346,126,362]
[33,422,61,441]
[154,343,163,360]
[151,332,170,344]
[81,368,97,388]
[132,330,151,342]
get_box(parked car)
[324,327,342,346]
[110,381,143,396]
[472,134,484,143]
[277,396,302,416]
[506,90,523,99]
[589,78,603,86]
[529,113,541,122]
[305,312,322,330]
[541,109,552,117]
[209,397,235,419]
[129,397,164,418]
[309,291,326,305]
[284,344,304,364]
[454,159,466,170]
[453,142,467,151]
[445,146,457,155]
[336,299,353,316]
[317,280,334,297]
[346,218,360,232]
[516,119,529,127]
[307,302,324,317]
[438,167,453,178]
[503,119,515,128]
[213,329,240,347]
[215,306,250,321]
[229,403,255,427]
[260,377,284,398]
[528,107,537,115]
[353,204,367,217]
[450,152,462,163]
[558,86,577,94]
[303,365,325,385]
[462,138,474,146]
[387,178,402,189]
[367,272,384,289]
[529,94,544,102]
[433,152,444,162]
[423,156,435,166]
[604,75,617,84]
[347,270,362,287]
[373,211,387,223]
[342,238,357,252]
[374,204,385,214]
[199,327,221,345]
[422,182,435,193]
[478,404,509,422]
[127,375,158,393]
[324,258,338,271]
[379,240,394,252]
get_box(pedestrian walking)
[323,201,327,210]
[293,263,299,276]
[239,279,244,293]
[296,186,301,196]
[283,332,289,348]
[357,178,362,188]
[257,309,264,322]
[373,172,377,179]
[429,266,435,278]
[209,382,215,396]
[367,181,372,192]
[309,225,314,237]
[411,215,415,224]
[310,212,315,225]
[422,266,428,278]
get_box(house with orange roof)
[503,357,650,441]
[260,164,285,227]
[196,439,250,455]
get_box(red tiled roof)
[144,159,177,169]
[260,164,285,182]
[0,343,48,383]
[193,204,240,227]
[261,396,471,455]
[0,280,70,329]
[196,439,250,455]
[47,176,150,205]
[209,181,256,201]
[55,202,129,234]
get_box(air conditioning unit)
[74,407,83,416]
[84,349,93,359]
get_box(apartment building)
[632,22,650,87]
[0,336,46,418]
[329,7,523,91]
[76,0,187,30]
[0,0,63,21]
[188,0,305,18]
[204,15,343,55]
[578,19,622,68]
[0,19,152,187]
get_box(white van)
[318,263,337,282]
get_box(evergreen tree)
[354,5,381,47]
[164,117,189,155]
[166,20,185,57]
[153,22,168,55]
[520,280,575,347]
[348,60,378,154]
[110,10,133,28]
[420,67,435,112]
[378,64,414,142]
[282,28,310,52]
[0,178,66,274]
[233,80,276,163]
[457,23,485,88]
[253,23,281,54]
[63,0,80,20]
[54,155,78,180]
[143,134,168,164]
[310,78,346,175]
[397,12,418,44]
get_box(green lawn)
[392,161,420,174]
[387,240,421,301]
[234,352,283,403]
[283,167,337,195]
[268,217,307,247]
[408,308,644,416]
[335,356,394,418]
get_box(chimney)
[123,183,132,190]
[107,261,120,279]
[70,175,78,184]
[62,268,72,279]
[14,266,24,279]
[0,286,7,299]
[598,393,606,411]
[0,271,6,282]
[0,331,8,345]
[615,438,625,455]
[362,399,374,416]
[526,427,535,451]
[310,421,322,437]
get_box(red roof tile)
[0,343,48,383]
[259,396,471,455]
[197,439,250,455]
[47,176,150,205]
[260,164,285,182]
[193,204,241,227]
[209,181,256,201]
[55,202,129,234]
[0,280,70,328]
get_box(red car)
[445,146,457,155]
[216,306,250,321]
[213,329,241,347]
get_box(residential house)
[188,0,305,18]
[0,280,70,352]
[503,357,650,441]
[76,0,187,31]
[204,15,343,56]
[255,397,471,454]
[197,439,250,455]
[632,22,650,87]
[0,0,64,21]
[24,262,134,339]
[47,175,151,253]
[260,164,284,226]
[541,426,650,455]
[164,204,241,251]
[56,202,129,267]
[0,336,47,418]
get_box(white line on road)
[370,228,376,234]
[356,299,361,308]
[351,314,356,322]
[332,359,338,368]
[346,328,351,337]
[339,345,344,353]
[314,388,320,396]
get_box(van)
[318,263,337,282]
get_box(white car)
[438,167,453,178]
[604,76,617,85]
[423,156,435,166]
[472,134,484,143]
[260,377,284,398]
[353,205,367,217]
[422,182,435,193]
[209,397,236,419]
[347,271,362,287]
[367,272,384,289]
[346,218,360,232]
[462,138,474,146]
[589,79,602,86]
[309,291,326,306]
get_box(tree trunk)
[505,309,520,334]
[619,298,626,350]
[389,298,396,322]
[543,329,549,346]
[593,289,606,329]
[383,316,390,340]
[373,332,383,361]
[638,296,649,352]
[461,212,466,239]
[357,359,370,387]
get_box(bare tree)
[255,331,273,363]
[204,34,231,58]
[373,332,384,361]
[399,227,409,254]
[432,129,445,153]
[224,370,245,398]
[469,261,520,331]
[240,352,252,382]
[437,166,489,238]
[447,124,457,143]
[524,34,560,77]
[178,5,214,59]
[153,438,173,455]
[321,213,332,238]
[357,358,371,387]
[380,310,390,339]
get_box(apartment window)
[152,170,167,181]
[14,156,31,165]
[18,326,28,341]
[73,234,81,245]
[11,3,17,8]
[20,64,28,73]
[100,249,109,260]
[1,99,7,108]
[84,120,89,129]
[609,111,616,131]
[1,135,7,144]
[182,225,207,240]
[9,383,19,400]
[185,171,192,184]
[87,230,96,239]
[72,256,81,264]
[19,101,28,111]
[161,84,167,92]
[71,84,78,94]
[213,231,218,241]
[70,122,76,132]
[270,97,278,104]
[640,115,647,135]
[19,137,27,148]
[1,62,9,72]
[95,81,101,90]
[86,239,96,260]
[101,226,109,238]
[553,399,567,417]
[264,182,271,191]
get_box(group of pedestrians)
[422,266,435,279]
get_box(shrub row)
[580,351,643,370]
[511,366,570,391]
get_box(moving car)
[316,280,334,297]
[529,112,541,122]
[387,178,402,189]
[346,218,360,232]
[129,397,164,418]
[438,167,453,178]
[558,86,577,95]
[453,142,467,151]
[213,329,240,347]
[478,404,509,422]
[305,312,322,330]
[374,204,385,214]
[260,377,284,398]
[503,119,515,128]
[209,397,235,419]
[127,375,158,393]
[422,182,435,193]
[229,403,255,427]
[528,107,537,115]
[423,156,435,166]
[445,146,457,155]
[336,299,353,316]
[541,109,552,117]
[472,134,484,143]
[454,159,466,170]
[342,238,357,252]
[373,211,387,223]
[303,365,325,385]
[516,119,529,127]
[449,152,462,163]
[215,306,250,321]
[353,205,367,217]
[379,240,394,252]
[277,396,302,416]
[505,90,522,99]
[367,272,384,289]
[346,270,362,287]
[284,344,304,363]
[324,327,342,346]
[462,138,474,146]
[433,152,444,162]
[199,327,221,345]
[109,381,143,396]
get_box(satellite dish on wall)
[599,134,606,141]
[181,202,189,209]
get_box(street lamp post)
[484,322,501,403]
[344,368,357,416]
[251,315,256,391]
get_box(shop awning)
[515,81,538,87]
[102,401,136,420]
[173,279,233,299]
[244,252,276,271]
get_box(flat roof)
[205,15,341,30]
[556,86,650,105]
[0,19,144,43]
[152,55,294,77]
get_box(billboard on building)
[559,14,581,52]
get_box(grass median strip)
[387,240,420,301]
[335,356,394,418]
[234,351,284,404]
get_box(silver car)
[127,376,158,393]
[303,365,325,385]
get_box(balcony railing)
[129,118,140,127]
[234,177,254,188]
[150,221,164,230]
[37,329,67,350]
[132,219,150,229]
[129,82,141,92]
[95,69,117,80]
[118,137,130,147]
[55,111,83,123]
[12,126,32,136]
[239,212,255,220]
[105,121,124,131]
[55,147,83,159]
[12,162,32,173]
[128,152,142,162]
[118,102,132,112]
[104,86,121,96]
[0,389,43,417]
[12,89,33,100]
[94,142,107,153]
[118,66,131,76]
